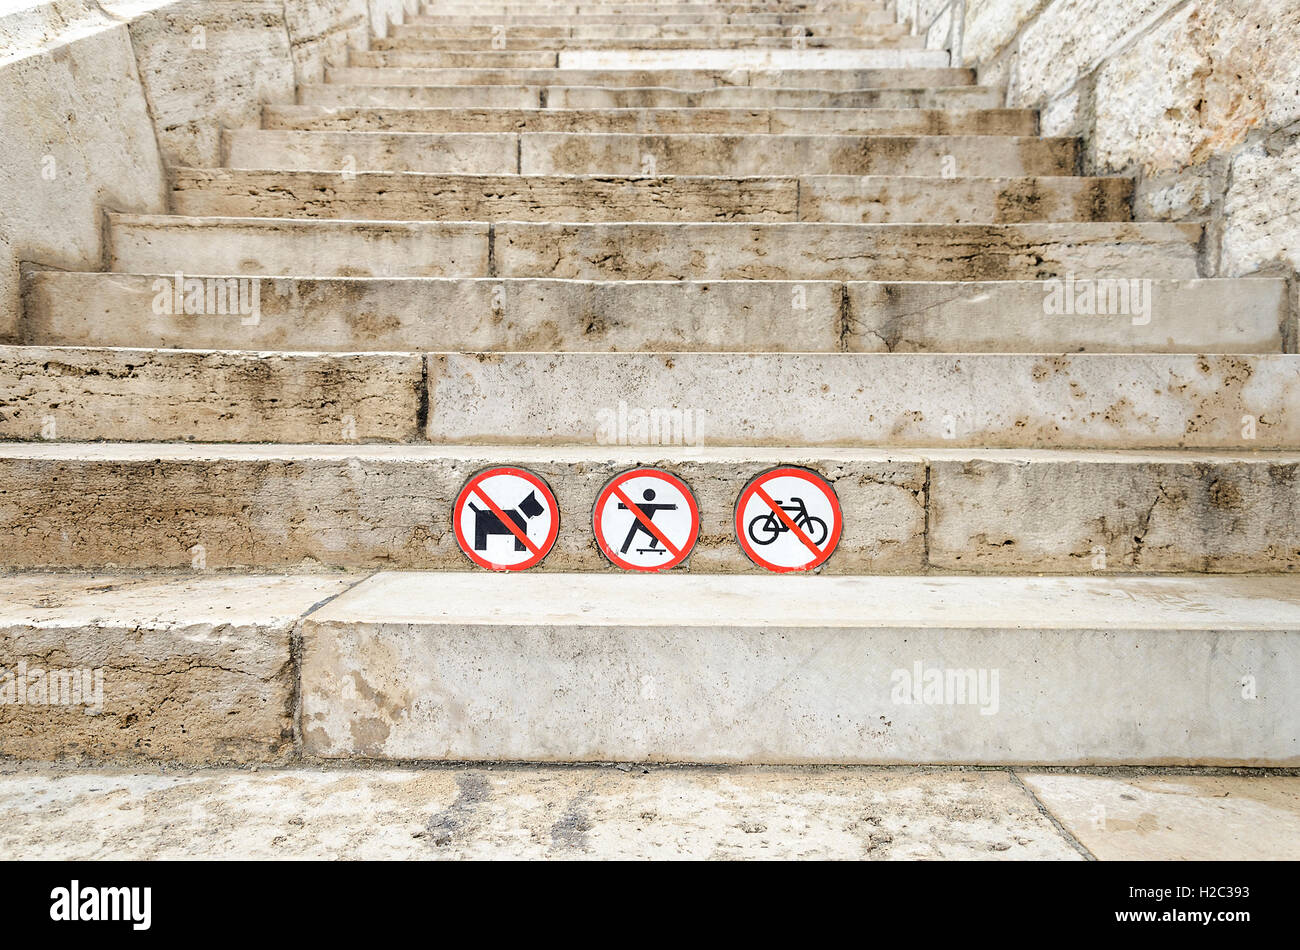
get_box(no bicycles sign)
[593,467,700,572]
[734,466,842,573]
[453,466,559,571]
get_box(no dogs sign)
[593,468,700,572]
[734,466,842,573]
[453,466,559,571]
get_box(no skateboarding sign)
[453,466,559,571]
[593,468,700,572]
[734,466,842,573]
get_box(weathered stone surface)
[166,168,1120,224]
[0,346,423,442]
[0,444,927,573]
[1092,0,1300,176]
[281,0,370,84]
[325,64,976,90]
[223,129,522,175]
[0,766,1082,859]
[352,49,560,67]
[1020,774,1300,860]
[846,278,1288,352]
[1016,0,1182,105]
[928,451,1300,572]
[426,352,1300,449]
[1222,136,1300,278]
[108,214,491,277]
[0,12,166,343]
[299,572,1300,764]
[962,0,1043,64]
[124,0,296,166]
[171,168,799,222]
[799,174,1129,223]
[298,81,541,109]
[516,132,1077,177]
[493,222,1203,280]
[24,274,840,351]
[0,573,355,763]
[263,104,1038,136]
[556,48,949,69]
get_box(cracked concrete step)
[420,3,899,16]
[323,65,974,89]
[23,274,1283,354]
[299,83,1005,110]
[263,104,1040,136]
[171,168,1128,225]
[297,571,1300,764]
[382,22,912,41]
[0,346,423,443]
[0,573,356,764]
[4,444,1300,574]
[105,215,1204,281]
[0,764,1088,859]
[222,129,1079,178]
[424,352,1300,449]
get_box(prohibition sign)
[734,466,842,573]
[593,468,700,572]
[453,466,559,571]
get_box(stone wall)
[937,0,1299,283]
[0,0,410,340]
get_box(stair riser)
[300,617,1298,764]
[299,84,1004,110]
[360,37,921,56]
[324,66,975,89]
[427,353,1300,450]
[263,105,1040,136]
[170,169,1125,225]
[0,347,422,443]
[223,130,1078,178]
[404,14,905,27]
[386,23,908,40]
[23,274,1285,354]
[107,218,1203,281]
[3,450,1297,573]
[554,49,948,69]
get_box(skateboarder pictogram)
[593,468,700,572]
[453,467,559,572]
[617,488,678,555]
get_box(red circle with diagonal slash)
[593,467,700,572]
[453,466,559,572]
[734,466,842,573]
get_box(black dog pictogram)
[468,490,546,551]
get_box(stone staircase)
[3,0,1298,769]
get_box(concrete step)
[424,352,1300,450]
[106,215,1203,281]
[3,345,1293,449]
[3,444,1299,573]
[168,168,1130,225]
[296,572,1300,764]
[28,275,1281,353]
[223,130,1079,178]
[323,66,975,89]
[383,22,912,42]
[419,3,899,17]
[357,37,924,57]
[0,345,422,443]
[299,83,1005,110]
[553,50,947,70]
[0,762,1108,859]
[408,12,905,26]
[262,104,1040,136]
